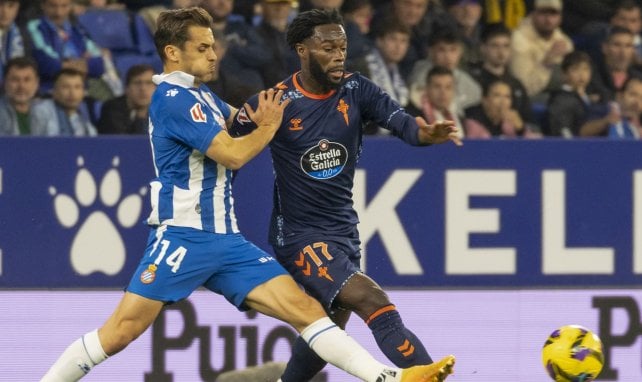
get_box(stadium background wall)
[0,137,640,381]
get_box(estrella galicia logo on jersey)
[300,139,348,180]
[190,103,207,123]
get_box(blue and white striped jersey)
[146,71,237,234]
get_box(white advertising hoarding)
[1,289,640,381]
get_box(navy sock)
[280,335,327,382]
[367,306,433,367]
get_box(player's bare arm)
[415,116,463,146]
[206,88,290,169]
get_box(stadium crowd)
[2,0,642,139]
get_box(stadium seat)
[78,9,163,82]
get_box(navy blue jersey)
[231,72,422,247]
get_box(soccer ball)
[542,325,605,382]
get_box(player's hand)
[243,88,291,133]
[416,116,463,146]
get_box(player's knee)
[340,283,390,314]
[289,295,326,328]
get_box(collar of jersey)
[152,71,198,88]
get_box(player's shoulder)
[342,71,370,88]
[151,83,197,114]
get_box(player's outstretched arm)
[206,89,290,169]
[415,116,463,146]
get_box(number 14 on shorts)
[152,239,187,273]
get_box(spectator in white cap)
[509,0,573,101]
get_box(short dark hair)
[428,28,462,48]
[53,68,86,85]
[613,0,640,14]
[4,56,38,78]
[482,78,511,97]
[340,0,370,14]
[125,64,154,86]
[370,16,411,39]
[561,51,591,72]
[154,7,213,61]
[286,9,344,49]
[426,66,453,84]
[605,25,634,42]
[480,23,511,44]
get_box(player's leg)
[41,292,163,382]
[245,274,399,382]
[206,235,399,382]
[42,226,211,381]
[279,309,350,382]
[274,237,442,376]
[246,275,455,382]
[336,273,433,367]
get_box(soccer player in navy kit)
[231,9,461,382]
[41,7,453,382]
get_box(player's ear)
[295,43,306,57]
[164,45,180,63]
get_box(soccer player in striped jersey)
[231,9,461,382]
[41,7,453,382]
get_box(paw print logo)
[49,156,147,276]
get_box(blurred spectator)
[610,0,642,63]
[441,0,483,70]
[138,0,198,33]
[575,0,642,69]
[371,0,439,78]
[254,0,299,87]
[205,29,258,107]
[0,0,25,87]
[546,51,602,137]
[464,78,540,138]
[0,56,57,135]
[408,28,481,115]
[15,0,41,27]
[122,0,171,12]
[405,66,465,138]
[590,25,642,101]
[299,0,343,12]
[340,0,373,62]
[562,0,617,37]
[353,19,410,107]
[581,75,642,138]
[469,23,534,131]
[97,64,154,134]
[201,0,270,102]
[25,0,121,100]
[482,0,528,30]
[351,19,410,135]
[72,0,124,16]
[510,0,573,100]
[40,68,97,136]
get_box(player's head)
[155,7,217,84]
[287,9,347,91]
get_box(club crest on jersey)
[140,264,157,284]
[300,139,348,180]
[190,103,207,123]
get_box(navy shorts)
[127,225,287,309]
[272,236,362,309]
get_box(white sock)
[300,317,401,382]
[41,329,108,382]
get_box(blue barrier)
[1,137,641,288]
